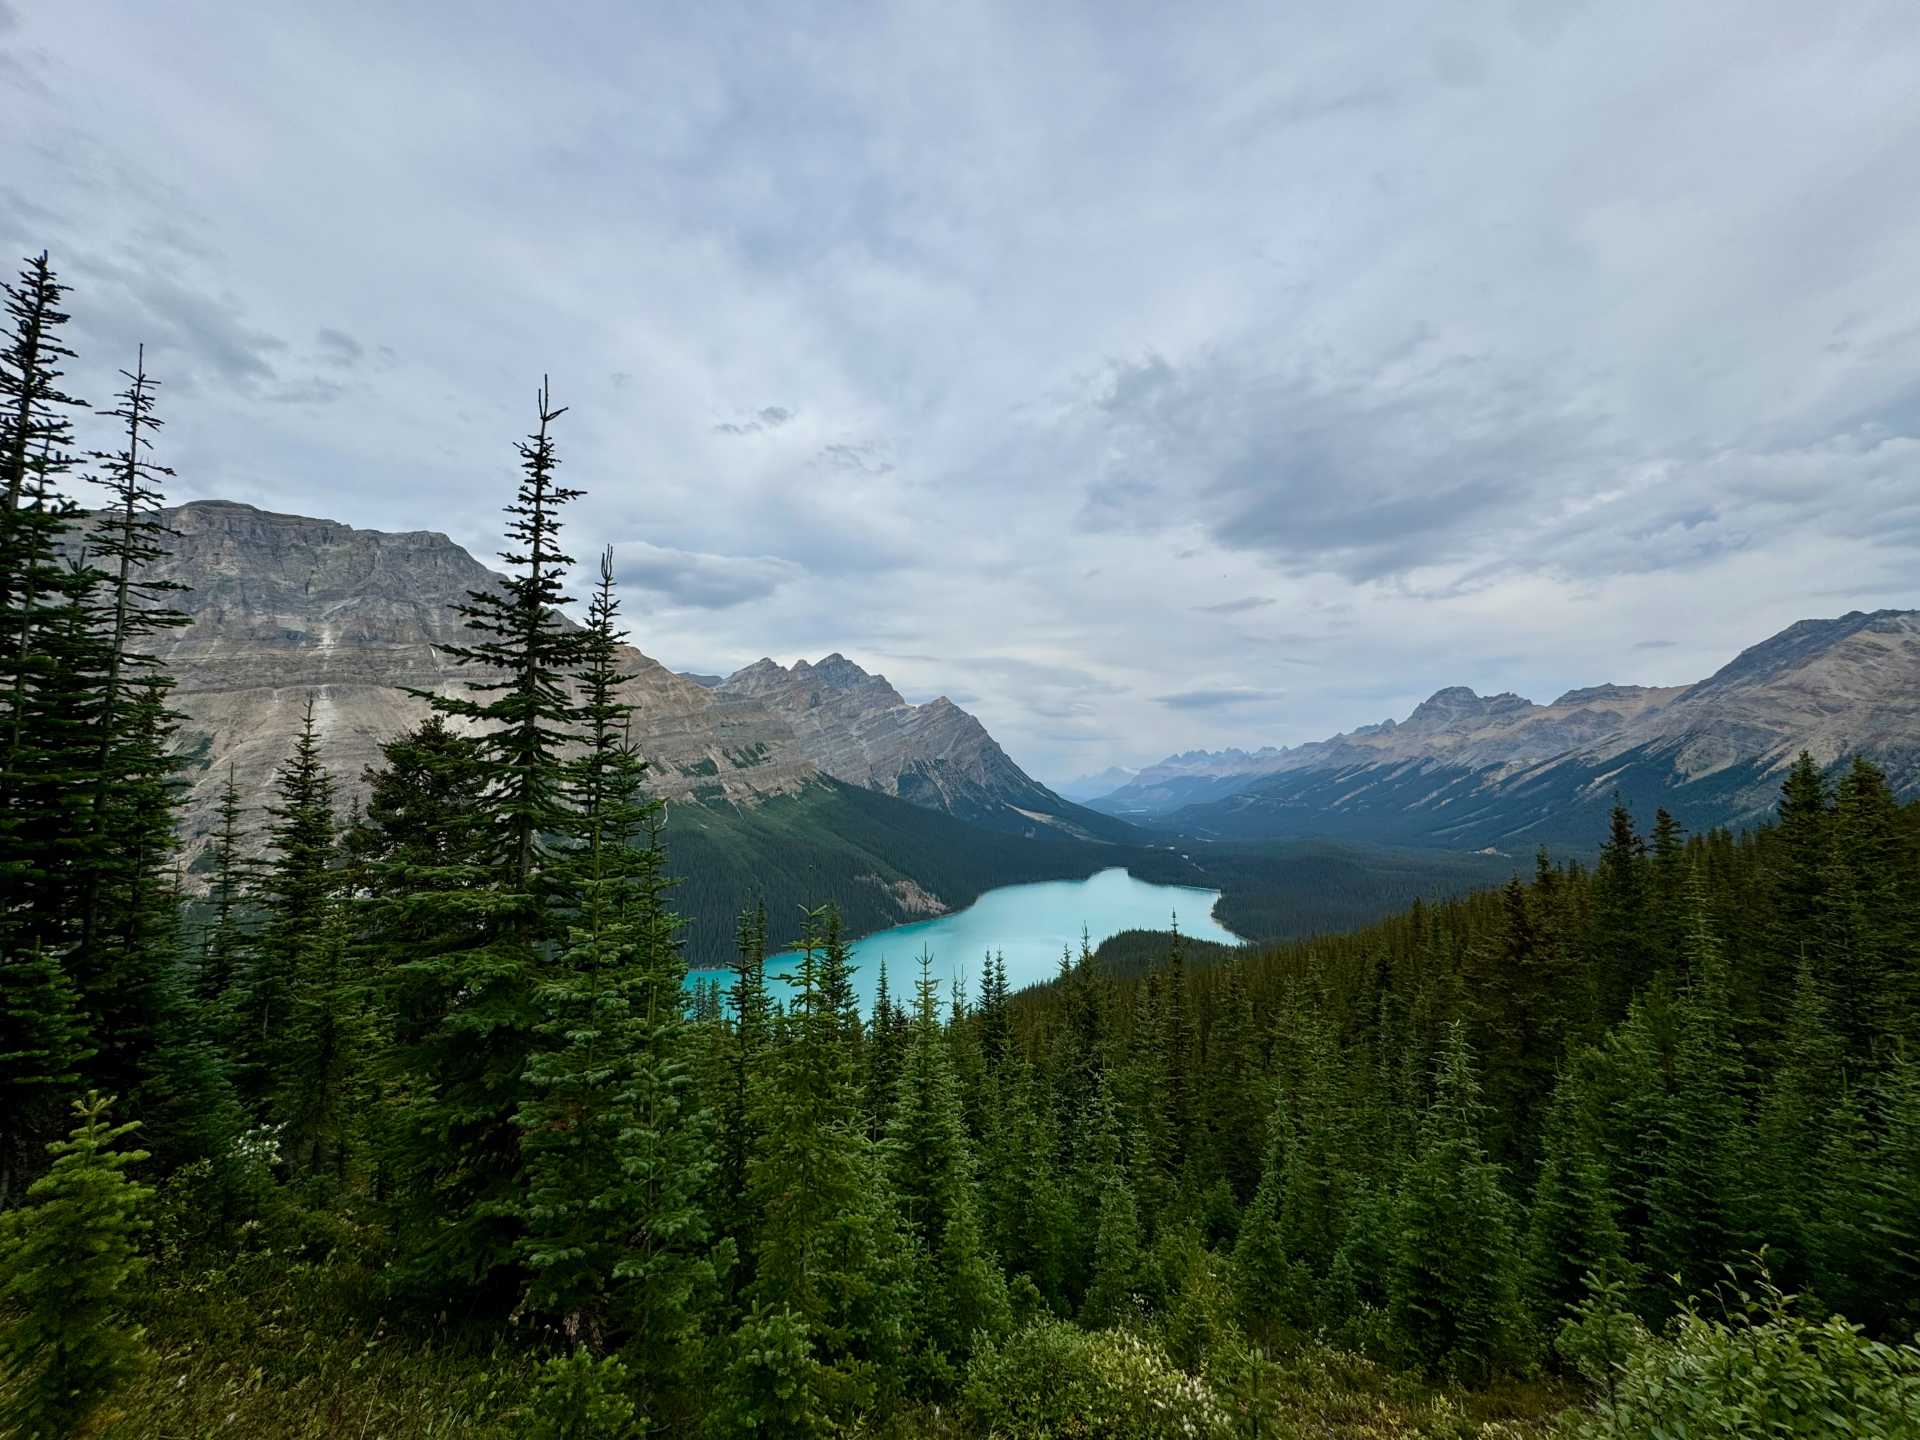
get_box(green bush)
[1558,1275,1920,1439]
[524,1348,638,1440]
[0,1094,153,1440]
[961,1319,1233,1439]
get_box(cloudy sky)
[6,2,1919,785]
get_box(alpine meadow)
[6,6,1920,1439]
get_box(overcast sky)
[6,2,1919,785]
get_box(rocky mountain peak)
[1403,686,1533,731]
[1549,684,1651,708]
[1683,609,1918,700]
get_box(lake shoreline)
[687,867,1244,1011]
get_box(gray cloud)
[1074,342,1615,583]
[1633,639,1678,650]
[714,405,794,436]
[1194,596,1274,615]
[315,327,364,367]
[614,540,803,609]
[818,441,894,475]
[1155,687,1287,711]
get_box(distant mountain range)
[1090,609,1920,849]
[1054,766,1139,803]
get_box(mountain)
[1117,610,1920,849]
[1091,746,1294,815]
[715,653,1129,842]
[1054,766,1138,803]
[124,502,1122,920]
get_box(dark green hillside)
[1153,743,1810,853]
[666,778,1130,965]
[1130,836,1521,939]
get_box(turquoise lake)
[702,867,1241,1013]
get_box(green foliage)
[1557,1272,1920,1439]
[0,1092,153,1440]
[960,1320,1234,1440]
[372,384,592,1307]
[743,906,909,1416]
[1389,1024,1529,1382]
[524,1348,639,1440]
[885,951,1011,1374]
[0,942,91,1208]
[711,1304,828,1440]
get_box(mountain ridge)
[1094,609,1920,847]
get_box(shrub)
[0,1093,154,1440]
[524,1348,639,1440]
[1557,1274,1920,1439]
[961,1319,1233,1439]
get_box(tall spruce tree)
[0,253,94,961]
[884,951,1010,1376]
[518,547,719,1419]
[1388,1022,1527,1381]
[381,382,589,1304]
[76,349,189,965]
[744,906,908,1419]
[242,697,339,1114]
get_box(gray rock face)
[715,653,1082,829]
[1596,610,1920,791]
[132,501,1061,868]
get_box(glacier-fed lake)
[745,866,1241,1012]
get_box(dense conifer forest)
[4,253,1920,1437]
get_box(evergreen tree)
[1645,871,1755,1305]
[1388,1022,1527,1382]
[380,383,589,1304]
[744,906,907,1419]
[1589,799,1650,1019]
[0,944,90,1209]
[1082,1164,1147,1331]
[977,1055,1073,1314]
[197,764,256,1007]
[884,951,1010,1375]
[75,349,190,968]
[242,697,340,1117]
[0,1093,153,1440]
[78,677,183,1107]
[0,253,95,962]
[1523,1067,1631,1332]
[716,901,770,1288]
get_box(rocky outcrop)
[716,653,1116,837]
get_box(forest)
[4,250,1920,1438]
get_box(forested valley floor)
[4,252,1920,1438]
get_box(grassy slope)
[72,1251,1569,1438]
